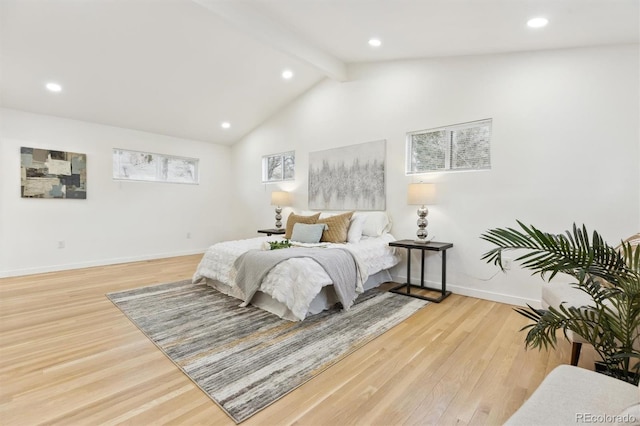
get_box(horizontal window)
[406,119,492,174]
[113,149,199,184]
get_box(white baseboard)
[0,249,207,278]
[390,273,540,308]
[3,260,540,308]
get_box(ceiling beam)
[192,0,347,82]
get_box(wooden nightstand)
[388,239,453,303]
[257,228,286,236]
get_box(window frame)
[262,151,295,183]
[406,118,492,175]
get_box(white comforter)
[192,233,400,320]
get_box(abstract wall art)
[20,147,87,199]
[112,148,199,184]
[308,139,386,211]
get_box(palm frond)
[483,222,640,382]
[480,222,630,284]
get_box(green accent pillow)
[290,223,327,244]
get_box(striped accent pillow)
[318,211,354,243]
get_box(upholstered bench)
[540,233,640,366]
[506,365,639,425]
[541,282,592,365]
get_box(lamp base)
[275,206,283,229]
[414,237,434,244]
[415,205,430,243]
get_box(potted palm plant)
[480,222,640,384]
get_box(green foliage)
[481,222,640,384]
[268,239,292,250]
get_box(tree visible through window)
[262,151,295,182]
[406,119,492,174]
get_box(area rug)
[107,280,428,423]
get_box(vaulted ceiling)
[1,0,638,145]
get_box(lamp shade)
[271,191,291,206]
[407,183,435,205]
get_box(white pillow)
[357,212,391,237]
[299,210,391,237]
[347,214,366,244]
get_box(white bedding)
[192,233,400,320]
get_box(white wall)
[0,108,233,277]
[230,45,640,306]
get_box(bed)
[192,211,400,321]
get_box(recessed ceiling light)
[221,122,231,129]
[527,17,549,28]
[368,38,382,47]
[45,82,62,92]
[282,69,294,80]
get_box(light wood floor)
[0,255,597,425]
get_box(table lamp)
[271,191,291,229]
[407,183,436,243]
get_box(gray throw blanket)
[233,247,359,311]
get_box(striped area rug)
[107,280,428,423]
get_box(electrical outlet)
[57,240,65,249]
[503,257,513,270]
[186,232,191,239]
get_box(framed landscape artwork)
[308,140,386,211]
[20,147,87,199]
